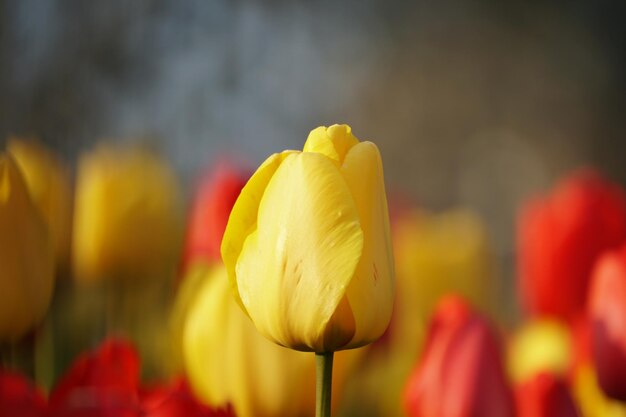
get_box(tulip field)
[1,124,626,417]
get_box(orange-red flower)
[47,338,233,417]
[403,295,514,417]
[517,170,626,321]
[181,163,248,272]
[588,245,626,401]
[48,339,141,416]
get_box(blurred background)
[1,0,625,288]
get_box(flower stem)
[315,351,334,417]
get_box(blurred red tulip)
[48,339,141,416]
[46,339,233,417]
[588,245,626,401]
[517,170,626,321]
[403,295,514,417]
[181,163,248,272]
[0,369,46,417]
[515,373,580,417]
[142,378,235,417]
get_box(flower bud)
[221,125,394,352]
[403,295,514,417]
[517,171,626,320]
[72,145,183,283]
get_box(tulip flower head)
[517,170,626,321]
[403,295,515,417]
[0,154,54,341]
[72,145,183,283]
[221,124,394,352]
[181,163,248,272]
[588,245,626,401]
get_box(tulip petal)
[340,141,395,348]
[303,125,359,164]
[221,151,297,311]
[235,152,364,351]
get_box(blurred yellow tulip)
[392,209,497,355]
[573,364,626,417]
[8,138,72,268]
[221,124,394,352]
[342,208,497,417]
[0,154,54,341]
[507,319,572,384]
[72,145,183,283]
[181,263,315,417]
[180,263,361,417]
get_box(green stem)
[315,351,334,417]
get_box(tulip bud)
[181,264,315,417]
[181,163,247,272]
[517,170,626,321]
[0,154,54,341]
[588,245,626,401]
[515,373,580,417]
[221,124,394,352]
[403,295,515,417]
[7,138,72,268]
[72,145,183,283]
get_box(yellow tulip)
[181,263,315,417]
[221,124,394,352]
[8,138,72,267]
[0,154,54,341]
[507,319,571,384]
[72,144,182,283]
